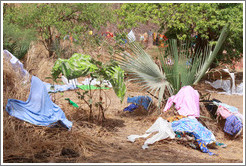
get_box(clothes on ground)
[171,117,216,145]
[127,96,152,110]
[127,117,175,149]
[77,84,110,90]
[123,104,139,112]
[65,98,79,108]
[216,105,233,119]
[61,76,80,86]
[163,86,200,117]
[81,77,112,88]
[44,82,78,93]
[5,76,73,129]
[166,115,187,122]
[3,50,29,81]
[213,101,243,123]
[224,115,243,136]
[171,117,216,155]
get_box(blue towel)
[127,96,152,110]
[5,76,73,129]
[123,104,139,112]
[224,115,243,136]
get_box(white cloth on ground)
[127,117,175,149]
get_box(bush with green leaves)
[51,53,126,122]
[117,3,243,64]
[3,21,37,59]
[116,25,228,108]
[4,3,115,57]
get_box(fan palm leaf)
[116,24,228,106]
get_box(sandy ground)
[44,79,244,163]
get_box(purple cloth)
[224,115,243,136]
[163,86,200,117]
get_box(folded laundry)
[127,96,152,110]
[163,86,200,117]
[6,76,73,129]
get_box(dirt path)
[53,82,244,163]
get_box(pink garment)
[216,105,233,119]
[163,86,200,117]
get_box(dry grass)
[3,50,106,163]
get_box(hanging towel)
[163,86,200,117]
[5,76,73,129]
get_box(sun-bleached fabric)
[127,117,175,149]
[163,86,200,117]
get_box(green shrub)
[3,21,37,59]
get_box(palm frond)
[116,38,174,107]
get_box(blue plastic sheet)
[127,96,152,110]
[5,76,73,129]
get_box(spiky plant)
[116,24,229,106]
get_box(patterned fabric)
[167,115,187,122]
[224,115,243,136]
[171,117,216,145]
[196,138,216,156]
[174,125,216,155]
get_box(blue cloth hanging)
[5,76,73,129]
